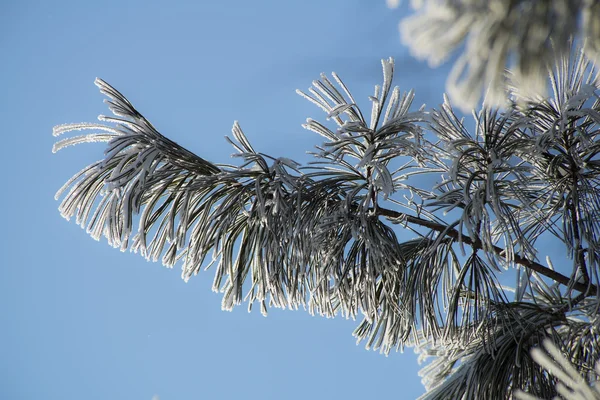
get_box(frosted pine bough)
[390,0,600,112]
[54,51,600,398]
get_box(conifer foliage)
[54,36,600,400]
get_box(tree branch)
[569,183,591,289]
[376,206,598,296]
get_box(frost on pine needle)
[399,0,600,112]
[515,339,600,400]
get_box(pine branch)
[54,50,600,399]
[569,184,592,289]
[376,206,599,296]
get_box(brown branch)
[569,185,591,287]
[376,206,598,296]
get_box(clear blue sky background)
[1,1,451,399]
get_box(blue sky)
[1,1,450,399]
